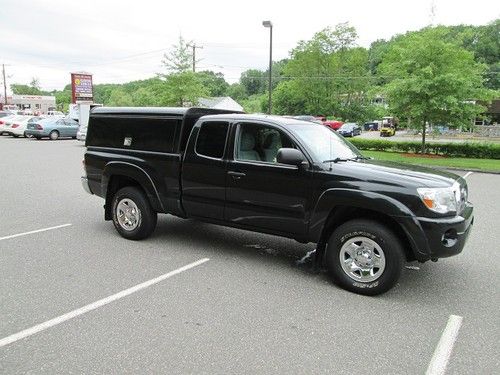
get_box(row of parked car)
[0,111,80,140]
[291,115,362,137]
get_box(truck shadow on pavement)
[135,215,466,301]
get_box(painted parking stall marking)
[0,258,210,348]
[0,223,72,241]
[463,171,473,179]
[425,315,463,375]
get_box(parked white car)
[1,115,26,135]
[76,123,86,141]
[9,116,44,137]
[0,114,17,135]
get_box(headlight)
[417,186,458,214]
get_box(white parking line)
[0,258,210,348]
[0,224,72,241]
[425,315,463,375]
[463,171,473,179]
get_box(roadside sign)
[71,73,93,104]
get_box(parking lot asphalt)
[0,136,499,374]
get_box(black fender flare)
[308,188,414,243]
[308,188,424,269]
[102,161,165,214]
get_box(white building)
[5,94,56,114]
[198,97,243,112]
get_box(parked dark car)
[337,123,361,137]
[82,107,473,296]
[364,121,379,131]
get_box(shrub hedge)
[349,138,500,159]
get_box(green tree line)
[12,20,499,132]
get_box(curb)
[433,166,500,175]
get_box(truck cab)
[82,108,473,295]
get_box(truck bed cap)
[90,107,190,116]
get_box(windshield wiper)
[322,156,368,163]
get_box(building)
[198,97,243,112]
[4,94,56,114]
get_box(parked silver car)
[25,117,79,140]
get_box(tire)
[111,186,157,240]
[325,219,404,296]
[13,134,20,138]
[35,136,41,140]
[49,130,59,140]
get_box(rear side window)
[195,121,229,159]
[87,116,181,153]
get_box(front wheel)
[111,186,157,240]
[325,219,404,295]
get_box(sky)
[0,0,498,93]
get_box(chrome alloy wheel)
[116,198,142,231]
[339,236,386,282]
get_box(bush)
[349,138,500,159]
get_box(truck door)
[181,120,230,220]
[225,122,311,237]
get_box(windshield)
[288,124,362,161]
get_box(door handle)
[227,171,246,179]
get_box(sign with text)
[71,73,93,103]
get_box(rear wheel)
[111,186,157,240]
[325,219,404,295]
[49,130,59,140]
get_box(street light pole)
[2,64,7,105]
[262,20,273,114]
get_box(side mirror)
[277,148,307,167]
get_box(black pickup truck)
[82,107,474,295]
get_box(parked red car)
[322,120,344,130]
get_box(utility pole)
[2,64,7,105]
[187,43,203,72]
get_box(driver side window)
[236,123,295,163]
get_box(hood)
[326,159,460,188]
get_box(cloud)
[1,0,497,91]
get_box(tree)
[161,36,193,73]
[240,94,267,113]
[379,28,490,153]
[11,77,46,95]
[227,83,246,102]
[197,71,229,96]
[54,88,71,111]
[274,23,371,119]
[163,71,208,107]
[240,69,265,96]
[108,88,134,106]
[272,80,307,115]
[132,87,158,106]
